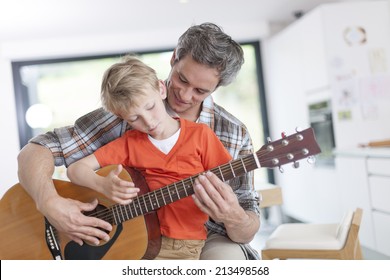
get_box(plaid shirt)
[30,95,261,259]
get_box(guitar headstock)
[257,128,321,169]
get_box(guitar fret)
[240,158,247,173]
[118,205,125,223]
[182,181,188,196]
[161,188,167,205]
[174,183,180,200]
[123,204,129,220]
[142,195,148,213]
[133,200,139,216]
[154,191,160,208]
[218,166,225,181]
[127,203,133,219]
[148,193,156,210]
[167,188,173,203]
[112,207,118,224]
[229,162,236,177]
[137,198,143,215]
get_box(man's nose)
[179,87,192,102]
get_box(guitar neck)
[99,153,259,225]
[90,127,321,226]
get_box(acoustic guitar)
[0,127,321,260]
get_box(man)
[17,22,261,259]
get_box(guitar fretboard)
[97,153,259,225]
[87,127,320,225]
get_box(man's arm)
[193,171,260,243]
[17,143,112,245]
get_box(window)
[12,42,272,185]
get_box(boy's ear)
[159,80,167,99]
[170,49,177,66]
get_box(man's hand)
[41,196,112,246]
[192,171,260,243]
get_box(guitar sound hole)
[83,204,112,237]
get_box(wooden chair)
[257,187,283,209]
[261,208,363,260]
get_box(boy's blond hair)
[101,55,160,115]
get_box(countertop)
[334,147,390,158]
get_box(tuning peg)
[292,161,300,168]
[295,127,302,132]
[267,136,272,143]
[278,166,284,173]
[281,132,287,138]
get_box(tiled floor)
[251,217,390,260]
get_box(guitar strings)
[87,139,305,223]
[87,152,261,223]
[86,136,307,224]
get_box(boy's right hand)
[99,164,140,204]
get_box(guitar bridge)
[44,217,63,260]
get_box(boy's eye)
[128,117,138,123]
[147,104,155,110]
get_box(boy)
[66,55,232,259]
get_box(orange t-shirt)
[94,118,232,240]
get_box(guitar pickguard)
[64,224,123,260]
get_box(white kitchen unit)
[335,148,390,256]
[261,0,390,247]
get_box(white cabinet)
[372,212,390,256]
[367,157,390,256]
[335,155,376,250]
[335,148,390,257]
[262,0,390,241]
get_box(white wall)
[261,0,390,225]
[0,21,270,198]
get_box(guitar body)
[0,166,161,260]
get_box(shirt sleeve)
[29,107,127,167]
[200,125,233,170]
[94,133,130,167]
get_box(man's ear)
[170,49,177,66]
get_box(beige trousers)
[199,232,247,260]
[154,236,205,260]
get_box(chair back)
[257,187,283,208]
[335,210,354,245]
[341,208,363,259]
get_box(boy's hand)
[100,165,140,204]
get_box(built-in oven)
[309,100,336,167]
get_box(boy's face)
[120,83,169,138]
[166,54,219,121]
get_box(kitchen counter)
[334,147,390,158]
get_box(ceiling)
[0,0,382,42]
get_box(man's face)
[166,55,220,121]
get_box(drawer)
[367,158,390,176]
[372,211,390,257]
[369,176,390,213]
